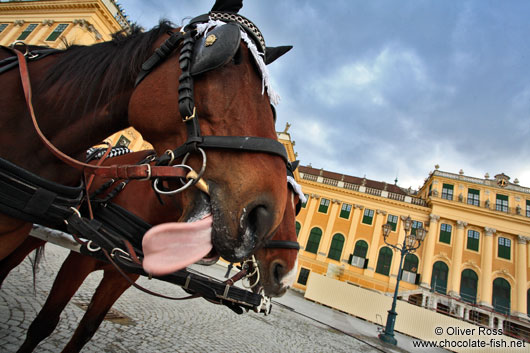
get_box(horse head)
[129,8,292,264]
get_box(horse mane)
[39,21,175,115]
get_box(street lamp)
[378,215,427,345]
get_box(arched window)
[492,278,511,315]
[431,261,449,294]
[328,233,345,261]
[295,221,301,237]
[403,254,418,273]
[375,247,393,276]
[353,240,368,258]
[305,228,322,254]
[460,269,478,304]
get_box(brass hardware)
[205,34,217,47]
[186,170,209,195]
[182,107,196,122]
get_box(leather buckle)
[138,163,152,181]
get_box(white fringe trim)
[195,19,226,37]
[194,19,280,105]
[287,176,307,203]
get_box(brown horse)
[0,149,301,352]
[0,1,290,266]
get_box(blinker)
[190,22,241,76]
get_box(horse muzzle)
[209,186,278,263]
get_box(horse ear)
[211,0,243,13]
[265,46,293,65]
[291,160,300,171]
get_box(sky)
[119,0,530,191]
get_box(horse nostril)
[247,205,273,242]
[272,262,284,285]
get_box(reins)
[9,46,189,181]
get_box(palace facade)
[0,0,150,151]
[278,129,530,339]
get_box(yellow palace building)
[0,0,150,151]
[278,130,530,340]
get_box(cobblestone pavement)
[0,244,435,353]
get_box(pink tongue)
[142,215,213,276]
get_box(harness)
[0,11,298,314]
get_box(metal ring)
[10,41,29,56]
[182,147,207,183]
[70,207,81,218]
[242,255,260,289]
[111,248,133,262]
[164,149,175,165]
[153,164,194,195]
[87,241,101,252]
[64,207,82,225]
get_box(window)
[0,24,8,34]
[318,198,330,213]
[403,254,418,273]
[411,221,423,236]
[45,23,68,41]
[353,240,368,258]
[439,223,452,244]
[467,230,480,251]
[115,135,130,148]
[460,269,478,304]
[339,203,351,219]
[375,247,393,276]
[441,183,454,200]
[362,208,374,225]
[496,194,508,213]
[327,234,345,261]
[297,268,310,285]
[17,23,38,40]
[431,261,449,294]
[492,278,511,315]
[526,200,530,217]
[387,214,398,231]
[467,188,480,206]
[295,222,301,237]
[301,194,308,208]
[305,228,322,254]
[498,237,511,260]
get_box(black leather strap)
[264,240,300,250]
[135,31,186,87]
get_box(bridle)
[135,13,289,195]
[7,11,289,192]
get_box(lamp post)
[378,215,427,345]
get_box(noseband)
[135,14,288,195]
